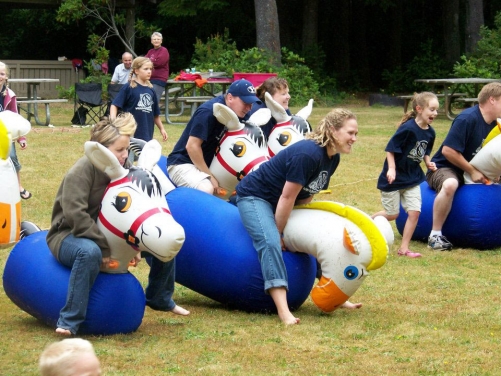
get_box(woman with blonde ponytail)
[235,108,361,325]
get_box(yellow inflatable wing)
[483,119,501,146]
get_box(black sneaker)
[428,235,453,251]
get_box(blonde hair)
[398,92,438,126]
[39,338,99,376]
[477,82,501,104]
[0,61,10,96]
[90,113,137,146]
[256,77,289,101]
[129,57,153,89]
[305,108,356,151]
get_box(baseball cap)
[227,79,262,104]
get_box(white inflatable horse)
[0,111,31,248]
[84,140,185,273]
[285,202,393,312]
[265,92,314,157]
[209,104,271,200]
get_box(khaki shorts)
[167,164,210,189]
[426,167,463,192]
[381,185,422,215]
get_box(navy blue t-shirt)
[167,96,250,167]
[236,139,340,210]
[430,105,496,174]
[112,82,160,141]
[377,119,436,192]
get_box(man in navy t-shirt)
[167,79,261,195]
[425,82,501,251]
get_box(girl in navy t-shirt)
[111,57,168,143]
[373,92,438,258]
[236,108,360,325]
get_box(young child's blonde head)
[39,338,101,376]
[129,57,153,89]
[398,91,438,126]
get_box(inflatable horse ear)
[210,104,270,200]
[265,92,313,156]
[84,140,185,273]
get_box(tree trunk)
[126,7,135,55]
[301,0,318,51]
[254,0,281,65]
[465,0,484,54]
[443,0,460,64]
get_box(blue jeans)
[57,234,102,334]
[236,196,288,292]
[144,255,176,311]
[57,235,177,334]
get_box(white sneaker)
[428,235,453,251]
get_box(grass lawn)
[1,101,500,375]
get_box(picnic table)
[164,72,233,124]
[9,78,67,126]
[414,78,501,120]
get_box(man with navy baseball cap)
[167,79,261,195]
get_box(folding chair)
[104,84,124,116]
[74,83,106,125]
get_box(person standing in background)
[110,52,133,85]
[145,32,170,101]
[0,61,31,199]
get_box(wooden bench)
[455,97,478,106]
[175,96,214,116]
[397,93,466,113]
[17,99,68,126]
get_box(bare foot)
[278,312,300,325]
[171,305,190,316]
[55,328,72,336]
[341,301,362,309]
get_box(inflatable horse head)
[84,139,185,273]
[209,103,271,200]
[265,92,313,157]
[0,111,31,248]
[284,202,394,312]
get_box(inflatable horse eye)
[343,265,359,280]
[114,192,132,213]
[210,103,270,200]
[265,92,314,157]
[231,141,247,157]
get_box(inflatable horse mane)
[265,92,313,157]
[0,111,31,248]
[3,140,185,334]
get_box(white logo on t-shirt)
[136,93,153,113]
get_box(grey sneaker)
[428,235,453,251]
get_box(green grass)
[1,102,501,375]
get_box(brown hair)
[398,92,438,126]
[129,57,153,89]
[256,77,289,101]
[305,108,356,151]
[477,82,501,104]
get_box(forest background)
[2,0,501,100]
